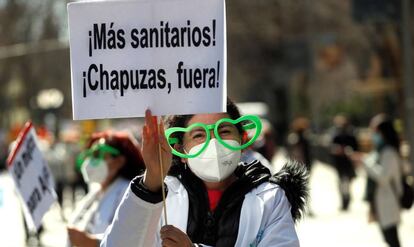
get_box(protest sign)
[68,0,226,120]
[7,122,56,230]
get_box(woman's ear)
[181,157,188,164]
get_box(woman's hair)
[165,98,243,144]
[370,113,400,152]
[86,131,145,180]
[165,98,243,167]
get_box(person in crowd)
[354,114,402,247]
[67,131,145,247]
[46,140,68,207]
[330,114,359,211]
[252,118,276,163]
[287,117,313,171]
[101,99,308,247]
[241,118,274,172]
[0,130,7,171]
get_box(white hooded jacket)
[101,161,308,247]
[101,177,299,247]
[363,147,402,228]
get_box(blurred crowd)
[0,103,413,247]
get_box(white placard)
[7,122,56,230]
[68,0,227,120]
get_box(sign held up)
[68,0,227,120]
[7,122,56,230]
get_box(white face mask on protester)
[186,139,241,182]
[81,157,109,185]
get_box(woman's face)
[90,141,125,181]
[369,127,385,150]
[103,153,124,174]
[181,113,242,153]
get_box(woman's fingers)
[159,121,170,151]
[143,110,172,174]
[160,225,180,242]
[159,120,166,142]
[145,109,164,144]
[152,115,159,141]
[145,109,156,141]
[142,125,149,144]
[145,109,152,131]
[142,125,154,153]
[144,110,153,144]
[161,238,177,247]
[67,226,81,237]
[160,225,192,247]
[142,111,170,168]
[67,227,84,245]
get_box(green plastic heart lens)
[87,157,104,167]
[165,123,211,158]
[165,115,262,158]
[76,143,120,170]
[216,115,262,151]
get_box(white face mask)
[186,139,241,182]
[81,158,109,185]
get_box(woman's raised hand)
[142,109,172,192]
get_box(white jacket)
[69,178,130,235]
[101,176,300,247]
[364,147,402,228]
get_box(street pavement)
[0,153,413,246]
[296,161,414,247]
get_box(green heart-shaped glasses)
[165,115,262,158]
[76,143,120,170]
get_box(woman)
[360,114,402,247]
[67,131,145,247]
[101,100,308,247]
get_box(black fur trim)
[269,160,309,222]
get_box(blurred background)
[0,0,414,246]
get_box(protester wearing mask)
[354,114,402,247]
[101,99,308,247]
[67,131,145,247]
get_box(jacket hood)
[168,158,309,223]
[270,160,309,222]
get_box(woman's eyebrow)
[218,123,234,129]
[188,127,205,135]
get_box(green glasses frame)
[76,143,120,170]
[164,115,262,158]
